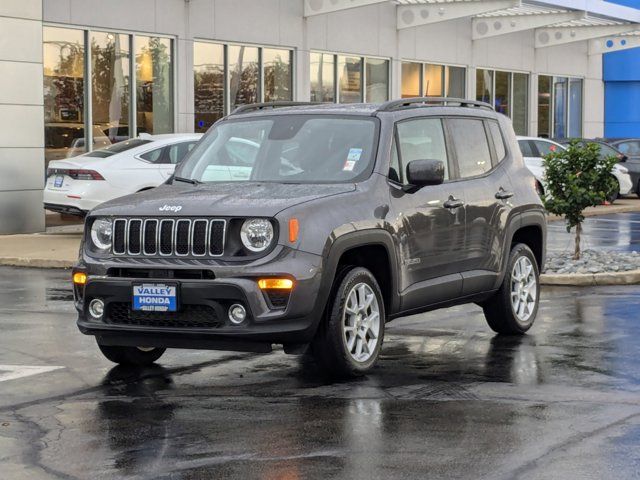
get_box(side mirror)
[618,153,628,162]
[405,159,445,189]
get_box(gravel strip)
[544,249,640,274]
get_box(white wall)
[0,0,44,234]
[42,0,604,138]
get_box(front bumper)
[74,247,326,352]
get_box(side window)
[533,140,559,157]
[518,140,536,158]
[140,147,165,163]
[488,121,506,163]
[396,118,449,184]
[168,141,197,165]
[448,118,492,178]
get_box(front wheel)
[311,267,385,377]
[483,243,540,335]
[98,342,166,366]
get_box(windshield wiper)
[173,176,201,185]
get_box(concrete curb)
[541,269,640,286]
[0,257,73,269]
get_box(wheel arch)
[316,229,401,319]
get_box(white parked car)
[517,136,632,203]
[44,134,202,216]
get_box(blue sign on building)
[604,0,640,137]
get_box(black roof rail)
[377,97,494,113]
[230,101,323,115]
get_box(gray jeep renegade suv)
[73,98,546,376]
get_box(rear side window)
[395,118,449,183]
[488,121,506,163]
[168,141,197,164]
[448,118,492,178]
[518,140,536,157]
[140,147,164,163]
[533,140,560,157]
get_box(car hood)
[89,182,357,217]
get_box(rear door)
[388,116,466,310]
[447,117,514,294]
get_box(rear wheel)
[311,267,385,377]
[97,342,166,366]
[483,243,540,335]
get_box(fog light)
[228,304,247,325]
[88,298,105,319]
[73,272,87,285]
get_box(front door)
[388,117,466,311]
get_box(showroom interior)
[1,0,640,234]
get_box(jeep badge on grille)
[159,205,182,212]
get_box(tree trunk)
[574,222,582,260]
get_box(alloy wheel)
[342,282,381,363]
[510,256,537,322]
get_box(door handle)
[443,197,465,209]
[495,188,514,200]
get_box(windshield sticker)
[343,160,356,171]
[347,148,363,162]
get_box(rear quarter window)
[488,121,506,163]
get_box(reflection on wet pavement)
[547,212,640,253]
[1,268,640,479]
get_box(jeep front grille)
[112,218,226,257]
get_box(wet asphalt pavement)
[1,265,639,480]
[547,212,640,253]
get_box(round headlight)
[90,218,113,251]
[240,218,274,253]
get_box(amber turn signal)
[288,218,299,243]
[73,272,87,285]
[258,278,294,290]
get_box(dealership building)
[1,0,640,233]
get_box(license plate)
[54,175,64,188]
[132,283,177,312]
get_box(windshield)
[84,138,151,158]
[176,115,378,183]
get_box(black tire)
[483,243,540,335]
[97,342,166,366]
[311,266,385,377]
[608,176,619,203]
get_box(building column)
[0,1,45,234]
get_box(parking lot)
[1,267,639,479]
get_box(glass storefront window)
[568,78,583,138]
[229,45,259,111]
[512,73,528,136]
[135,36,173,134]
[401,62,421,98]
[537,75,552,138]
[310,52,335,102]
[194,42,225,133]
[91,32,130,146]
[494,71,511,116]
[365,58,389,102]
[476,69,493,104]
[338,56,362,103]
[445,66,465,98]
[553,77,568,139]
[43,27,85,164]
[424,64,443,97]
[263,48,292,102]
